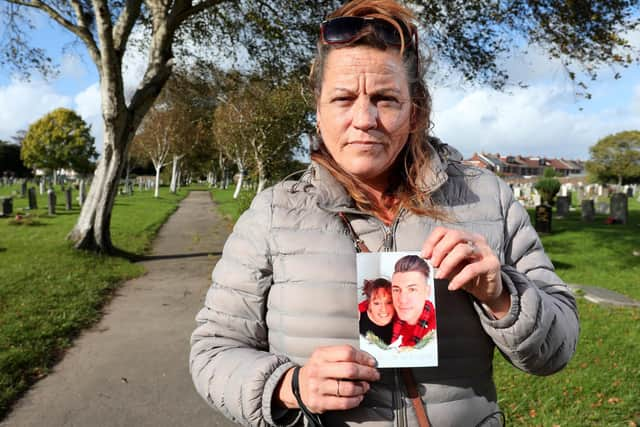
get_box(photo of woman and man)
[357,252,438,368]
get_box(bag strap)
[401,368,431,427]
[292,366,324,427]
[337,212,431,427]
[337,212,369,253]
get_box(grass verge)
[0,184,189,418]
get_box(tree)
[586,130,640,186]
[0,139,31,178]
[2,0,638,252]
[130,106,176,198]
[21,108,97,184]
[212,75,312,196]
[534,167,561,206]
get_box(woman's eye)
[373,95,399,105]
[332,96,353,104]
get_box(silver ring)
[336,379,341,397]
[467,240,477,255]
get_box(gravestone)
[595,202,609,215]
[20,181,27,198]
[627,187,634,198]
[513,186,522,199]
[1,197,13,216]
[65,188,73,210]
[28,187,38,210]
[610,193,628,225]
[556,196,570,218]
[532,194,541,207]
[581,200,595,222]
[79,180,86,206]
[39,180,45,195]
[47,189,57,215]
[535,204,552,234]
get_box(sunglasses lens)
[322,17,409,47]
[322,17,365,43]
[373,21,403,46]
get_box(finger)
[420,226,449,259]
[434,241,475,280]
[430,231,473,269]
[319,379,370,397]
[313,345,377,366]
[315,362,380,382]
[448,261,484,291]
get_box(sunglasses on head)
[320,16,418,51]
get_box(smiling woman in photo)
[359,278,395,344]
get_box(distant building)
[463,152,584,178]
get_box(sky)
[1,13,639,161]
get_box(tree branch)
[113,0,143,53]
[170,0,226,27]
[7,0,101,65]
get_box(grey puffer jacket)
[190,142,579,427]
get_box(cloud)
[0,78,72,141]
[74,83,104,153]
[59,53,88,80]
[430,81,639,160]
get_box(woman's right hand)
[276,345,380,413]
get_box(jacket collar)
[306,138,459,211]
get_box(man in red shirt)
[391,255,437,347]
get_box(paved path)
[1,191,238,427]
[568,284,640,308]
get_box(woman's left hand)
[421,226,510,319]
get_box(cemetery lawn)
[532,196,640,301]
[210,188,253,222]
[0,185,189,418]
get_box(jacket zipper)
[381,208,405,252]
[381,210,407,427]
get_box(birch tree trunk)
[169,154,184,193]
[154,164,162,198]
[255,157,266,194]
[233,158,244,199]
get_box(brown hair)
[310,0,446,221]
[393,255,430,279]
[362,277,392,299]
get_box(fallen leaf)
[529,409,537,418]
[608,397,622,404]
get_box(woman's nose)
[352,96,377,130]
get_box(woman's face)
[317,46,412,187]
[368,288,395,326]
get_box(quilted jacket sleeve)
[189,188,300,427]
[473,178,580,375]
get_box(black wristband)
[291,366,323,427]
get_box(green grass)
[498,198,640,426]
[531,197,640,301]
[210,187,254,222]
[495,301,640,426]
[210,187,640,426]
[0,183,190,418]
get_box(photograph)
[357,251,438,368]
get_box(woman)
[190,0,579,425]
[359,278,395,344]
